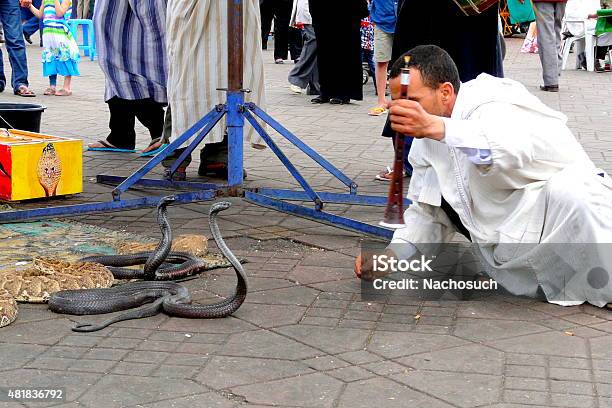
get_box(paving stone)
[504,377,548,392]
[96,337,143,350]
[139,392,236,408]
[361,360,413,376]
[0,319,71,345]
[234,303,306,328]
[111,362,157,376]
[391,370,502,408]
[550,379,594,395]
[335,350,382,365]
[488,332,589,358]
[549,367,592,382]
[123,351,170,365]
[78,374,208,407]
[24,357,75,371]
[599,383,612,398]
[81,348,129,361]
[326,366,376,382]
[337,376,453,407]
[302,355,352,371]
[0,369,100,403]
[220,329,320,360]
[503,390,549,405]
[453,318,549,342]
[367,332,469,359]
[397,344,504,375]
[306,307,345,318]
[68,359,117,374]
[506,353,548,367]
[150,364,200,379]
[550,393,596,408]
[505,365,548,379]
[0,343,47,371]
[275,325,371,355]
[590,336,612,360]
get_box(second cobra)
[48,198,248,332]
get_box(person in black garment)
[308,0,369,104]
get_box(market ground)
[1,37,612,408]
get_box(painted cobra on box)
[37,144,62,197]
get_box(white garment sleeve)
[441,117,493,165]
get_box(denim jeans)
[0,0,29,92]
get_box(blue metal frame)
[0,99,406,240]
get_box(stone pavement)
[0,37,611,408]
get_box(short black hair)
[389,45,461,92]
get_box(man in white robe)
[355,45,612,308]
[163,0,266,179]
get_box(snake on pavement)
[80,196,209,280]
[48,198,248,332]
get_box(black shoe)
[330,97,350,105]
[23,33,32,44]
[311,96,330,104]
[539,85,559,92]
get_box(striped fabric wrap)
[166,0,266,147]
[93,0,169,104]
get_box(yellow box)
[0,129,82,201]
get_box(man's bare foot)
[142,138,163,154]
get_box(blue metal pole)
[243,110,323,210]
[247,103,357,193]
[0,190,216,223]
[245,191,393,239]
[111,107,223,199]
[168,109,227,175]
[226,92,244,191]
[97,175,224,191]
[252,188,411,207]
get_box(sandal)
[140,138,169,157]
[43,87,56,95]
[14,85,36,97]
[368,106,387,116]
[375,166,409,182]
[54,89,72,96]
[87,140,136,153]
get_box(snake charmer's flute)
[380,56,411,229]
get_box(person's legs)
[260,0,273,50]
[534,2,559,88]
[134,98,165,143]
[288,24,318,90]
[371,26,393,112]
[553,2,566,75]
[61,76,72,92]
[288,26,303,62]
[0,0,29,91]
[106,97,137,150]
[272,0,291,61]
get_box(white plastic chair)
[561,19,597,72]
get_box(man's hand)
[388,99,445,141]
[354,249,395,281]
[20,0,32,7]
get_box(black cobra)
[48,200,248,332]
[80,196,207,280]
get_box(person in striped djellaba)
[87,0,169,155]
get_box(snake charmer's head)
[388,45,460,118]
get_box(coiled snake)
[48,198,248,332]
